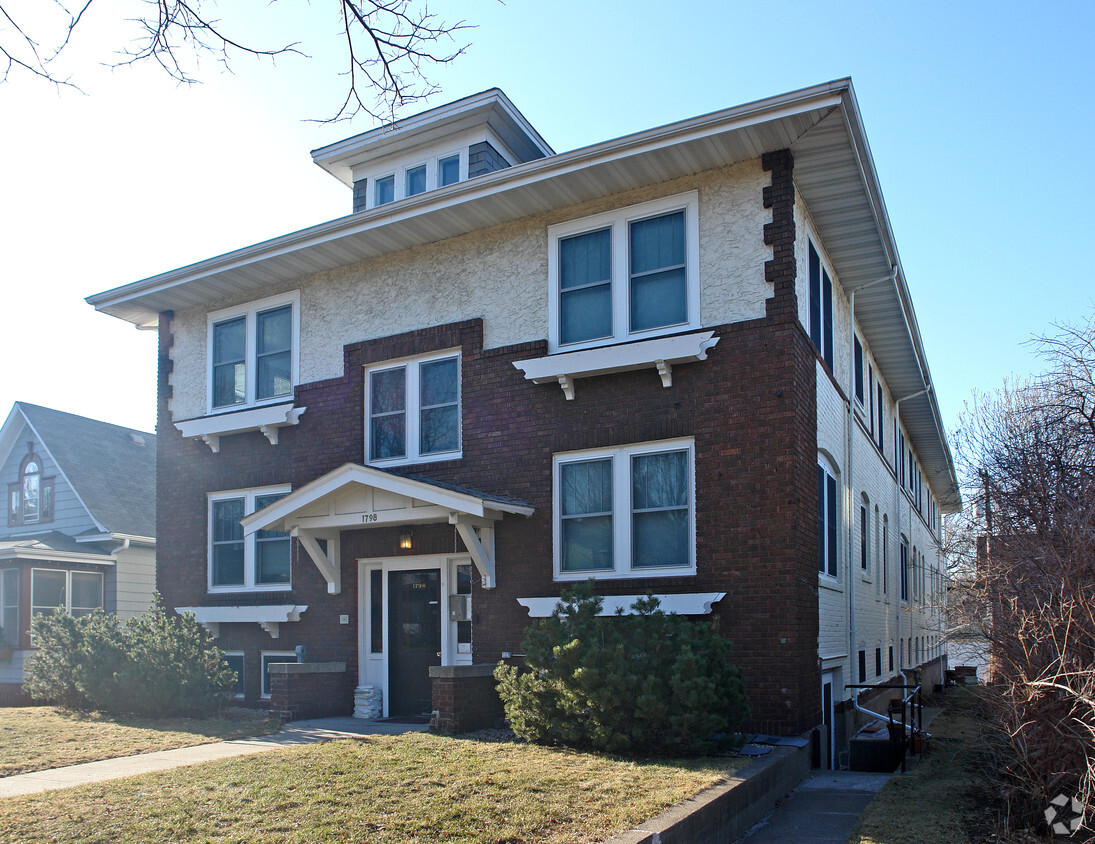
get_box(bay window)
[31,569,102,619]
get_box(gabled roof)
[0,403,156,539]
[86,79,959,511]
[241,462,534,535]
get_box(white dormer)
[310,89,554,214]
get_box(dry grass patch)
[0,707,280,776]
[0,732,746,843]
[849,686,1003,844]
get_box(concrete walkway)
[737,769,892,843]
[738,705,944,842]
[0,717,428,799]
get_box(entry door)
[821,671,835,770]
[388,569,441,716]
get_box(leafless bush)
[949,311,1095,838]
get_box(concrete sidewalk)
[736,769,892,843]
[0,716,428,799]
[737,705,944,842]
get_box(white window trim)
[206,291,300,415]
[30,568,103,616]
[208,485,293,594]
[553,438,696,582]
[365,149,465,210]
[547,191,700,354]
[364,348,462,467]
[260,650,296,699]
[818,454,839,582]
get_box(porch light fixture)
[399,529,413,550]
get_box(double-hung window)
[209,487,292,591]
[809,241,834,369]
[366,351,461,465]
[208,292,299,412]
[817,459,838,578]
[548,192,699,352]
[554,439,695,580]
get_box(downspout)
[110,537,131,556]
[894,385,930,682]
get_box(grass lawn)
[849,686,1004,844]
[0,732,746,843]
[0,707,280,776]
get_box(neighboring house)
[0,403,156,705]
[88,80,958,764]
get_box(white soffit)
[86,82,843,327]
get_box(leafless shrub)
[949,311,1095,839]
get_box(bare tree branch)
[948,310,1095,837]
[0,1,472,122]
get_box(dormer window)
[8,447,54,527]
[406,164,427,197]
[375,175,395,206]
[439,155,460,187]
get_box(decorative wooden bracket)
[450,513,496,589]
[294,529,342,595]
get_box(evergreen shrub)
[494,582,749,755]
[23,596,236,716]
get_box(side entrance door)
[388,569,441,716]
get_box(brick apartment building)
[89,79,959,766]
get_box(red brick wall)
[268,667,354,721]
[155,148,822,734]
[431,670,505,733]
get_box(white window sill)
[513,331,718,400]
[176,404,306,452]
[207,584,293,594]
[553,565,696,582]
[176,604,307,640]
[519,592,723,617]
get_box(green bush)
[23,597,236,716]
[495,582,749,755]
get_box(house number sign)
[361,513,379,523]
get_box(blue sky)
[0,1,1091,437]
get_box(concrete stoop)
[608,742,812,844]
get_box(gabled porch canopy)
[240,463,534,595]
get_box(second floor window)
[366,352,461,465]
[809,241,834,370]
[548,192,699,352]
[208,293,299,412]
[8,452,54,527]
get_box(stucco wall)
[168,159,771,420]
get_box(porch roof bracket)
[450,513,496,589]
[293,529,342,595]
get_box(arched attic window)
[8,445,54,526]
